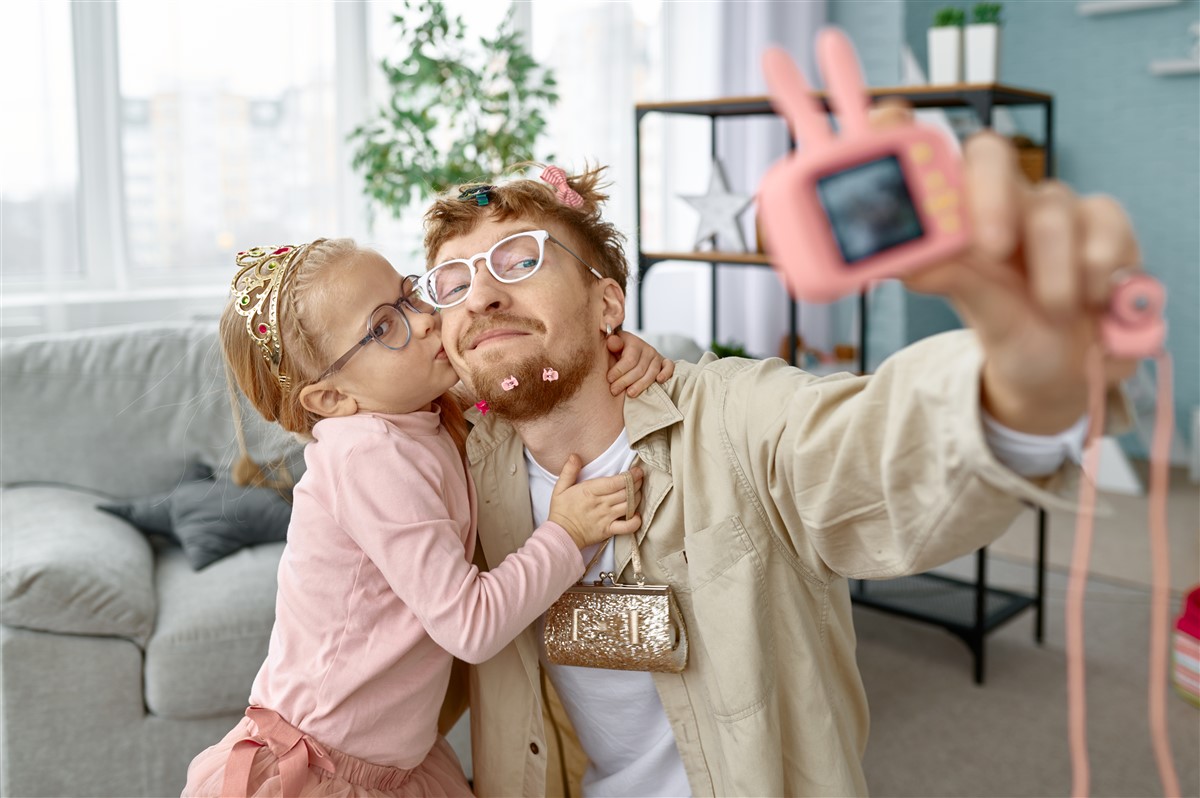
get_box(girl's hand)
[548,455,644,549]
[606,331,676,397]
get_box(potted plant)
[348,0,559,218]
[966,3,1003,83]
[928,7,965,85]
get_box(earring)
[606,323,612,336]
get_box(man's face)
[431,213,613,421]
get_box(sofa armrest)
[1,486,157,643]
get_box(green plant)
[972,3,1003,24]
[348,1,559,218]
[710,341,752,359]
[932,7,966,26]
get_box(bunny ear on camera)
[817,28,871,137]
[762,46,831,149]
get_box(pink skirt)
[183,707,473,798]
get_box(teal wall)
[833,0,1199,446]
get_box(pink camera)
[758,28,970,303]
[1101,273,1166,359]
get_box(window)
[1,1,365,337]
[117,1,339,279]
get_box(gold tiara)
[231,244,307,390]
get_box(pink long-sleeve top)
[248,407,584,769]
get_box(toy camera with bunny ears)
[758,28,971,303]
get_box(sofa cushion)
[0,321,304,498]
[1,486,157,642]
[98,462,292,571]
[144,541,283,719]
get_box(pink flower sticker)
[501,376,519,391]
[475,400,490,415]
[542,368,559,382]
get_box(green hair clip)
[458,185,493,206]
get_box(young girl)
[184,238,673,797]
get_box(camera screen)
[816,155,924,264]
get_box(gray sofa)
[1,322,303,797]
[0,320,704,797]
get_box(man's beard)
[461,313,596,423]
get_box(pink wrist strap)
[1068,349,1179,798]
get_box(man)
[422,112,1137,797]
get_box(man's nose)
[462,259,508,313]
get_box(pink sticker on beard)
[542,368,559,382]
[501,376,519,391]
[475,400,490,415]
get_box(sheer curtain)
[0,1,81,334]
[526,1,831,357]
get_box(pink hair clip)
[501,376,519,391]
[474,400,490,415]
[540,166,584,208]
[542,368,559,381]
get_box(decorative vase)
[927,26,963,85]
[965,23,1001,83]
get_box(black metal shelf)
[853,573,1037,641]
[633,85,1055,684]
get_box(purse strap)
[598,468,647,587]
[624,464,648,586]
[585,465,648,587]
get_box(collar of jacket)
[464,382,685,471]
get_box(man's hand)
[873,101,1141,434]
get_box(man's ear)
[299,381,358,419]
[599,280,627,333]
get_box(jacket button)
[509,465,517,475]
[530,742,540,755]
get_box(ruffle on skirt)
[183,707,472,798]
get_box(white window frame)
[2,1,372,334]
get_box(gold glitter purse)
[543,471,688,673]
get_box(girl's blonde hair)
[219,238,468,486]
[422,162,629,292]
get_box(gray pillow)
[98,462,292,570]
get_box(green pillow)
[98,462,292,570]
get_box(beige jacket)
[458,330,1092,798]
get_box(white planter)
[965,23,1001,83]
[927,26,963,85]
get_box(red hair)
[422,162,629,292]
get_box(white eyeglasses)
[417,229,603,309]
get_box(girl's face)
[311,250,458,415]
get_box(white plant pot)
[927,27,963,85]
[965,23,1001,83]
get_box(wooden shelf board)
[636,84,1052,117]
[641,250,772,265]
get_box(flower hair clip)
[540,166,583,208]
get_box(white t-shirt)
[523,418,1086,796]
[527,430,692,798]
